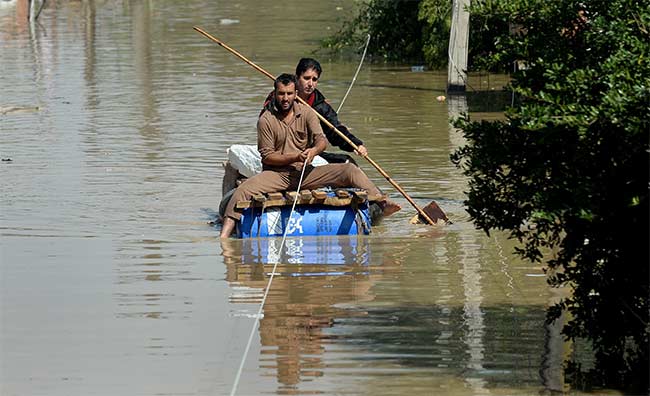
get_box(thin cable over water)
[229,160,309,396]
[337,34,371,114]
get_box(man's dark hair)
[295,58,322,77]
[274,73,297,91]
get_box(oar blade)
[409,201,450,225]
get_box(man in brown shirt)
[220,73,400,238]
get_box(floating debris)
[219,18,239,25]
[0,106,40,115]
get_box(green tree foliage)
[418,0,453,68]
[322,0,425,63]
[451,0,649,391]
[322,0,451,68]
[322,0,510,70]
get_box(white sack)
[227,145,261,178]
[227,144,327,178]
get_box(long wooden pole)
[193,26,439,225]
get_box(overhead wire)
[337,34,371,114]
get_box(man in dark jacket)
[294,57,368,158]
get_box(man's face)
[275,82,296,112]
[297,68,319,96]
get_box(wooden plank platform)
[235,189,383,209]
[335,189,350,199]
[312,190,328,200]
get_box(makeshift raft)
[219,145,383,238]
[234,188,382,238]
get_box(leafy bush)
[321,0,427,63]
[452,0,649,391]
[322,0,511,70]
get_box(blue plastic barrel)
[237,203,371,238]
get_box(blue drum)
[237,202,372,238]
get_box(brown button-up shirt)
[257,101,325,171]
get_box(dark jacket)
[309,89,363,152]
[261,89,364,152]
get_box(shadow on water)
[466,90,512,114]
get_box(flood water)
[1,1,596,395]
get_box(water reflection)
[541,287,569,393]
[447,95,489,392]
[82,0,98,110]
[221,236,377,391]
[245,236,371,266]
[219,233,560,394]
[115,238,194,320]
[132,0,162,142]
[459,233,489,394]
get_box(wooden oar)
[193,26,448,225]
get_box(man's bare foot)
[381,200,402,217]
[220,217,236,238]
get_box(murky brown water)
[0,1,601,395]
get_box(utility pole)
[29,0,36,22]
[447,0,470,93]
